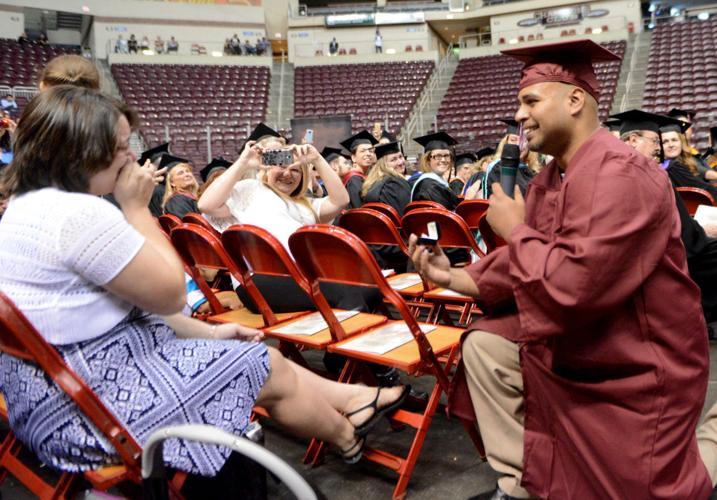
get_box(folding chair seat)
[676,186,716,215]
[221,224,387,356]
[0,292,186,499]
[170,224,306,328]
[182,212,220,237]
[359,202,402,229]
[158,213,182,235]
[288,226,481,499]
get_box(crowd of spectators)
[224,35,270,56]
[115,34,179,54]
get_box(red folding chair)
[455,199,490,231]
[339,209,432,317]
[402,208,485,325]
[478,213,506,253]
[288,226,481,500]
[182,212,220,237]
[158,213,182,235]
[676,186,716,216]
[361,202,403,227]
[170,224,305,328]
[403,200,445,214]
[0,292,186,499]
[221,224,386,355]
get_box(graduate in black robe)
[363,142,411,216]
[339,130,378,209]
[159,153,197,219]
[410,131,461,211]
[665,159,717,200]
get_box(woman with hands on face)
[0,87,408,489]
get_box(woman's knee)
[257,347,294,405]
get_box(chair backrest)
[183,212,220,237]
[338,209,409,255]
[0,292,143,481]
[289,225,441,365]
[676,186,716,216]
[478,213,506,253]
[158,213,182,235]
[455,199,490,230]
[401,208,485,258]
[361,202,402,227]
[403,200,445,214]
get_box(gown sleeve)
[379,177,412,216]
[345,176,364,209]
[412,179,460,210]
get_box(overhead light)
[211,51,223,57]
[142,49,154,56]
[465,4,470,10]
[698,12,710,20]
[82,5,90,12]
[593,27,603,34]
[386,48,396,54]
[275,32,282,38]
[509,38,518,44]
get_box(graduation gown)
[410,175,460,211]
[463,171,485,195]
[450,129,711,498]
[164,192,198,219]
[148,184,166,218]
[449,178,465,196]
[484,160,536,198]
[364,176,411,216]
[666,159,717,200]
[343,171,365,209]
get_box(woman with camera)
[0,87,408,491]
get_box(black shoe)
[468,487,523,500]
[375,367,402,387]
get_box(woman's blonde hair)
[40,55,101,90]
[162,163,198,208]
[361,155,403,197]
[676,134,700,176]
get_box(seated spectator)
[0,112,16,167]
[260,37,270,55]
[115,35,128,54]
[0,86,408,491]
[1,95,17,114]
[243,40,256,55]
[166,36,179,53]
[17,31,29,44]
[162,158,199,219]
[410,131,461,210]
[361,141,410,216]
[128,34,138,53]
[230,34,241,55]
[661,121,717,200]
[154,35,165,54]
[140,36,150,51]
[38,32,48,45]
[39,54,101,91]
[449,153,477,195]
[329,37,339,56]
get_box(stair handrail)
[620,33,641,112]
[277,57,286,127]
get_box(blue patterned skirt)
[0,308,270,476]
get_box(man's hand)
[408,234,452,288]
[487,183,525,241]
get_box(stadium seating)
[112,63,270,169]
[642,19,717,150]
[436,40,626,151]
[293,60,434,134]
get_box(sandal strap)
[345,387,381,418]
[340,437,362,456]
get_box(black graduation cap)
[340,130,378,153]
[374,141,401,160]
[200,157,231,182]
[667,108,696,121]
[159,153,190,170]
[610,110,679,135]
[603,119,622,132]
[381,130,397,142]
[475,147,496,160]
[455,152,477,168]
[659,120,692,135]
[321,146,346,163]
[139,142,170,165]
[413,131,457,153]
[499,119,520,136]
[248,122,281,143]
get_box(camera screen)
[262,149,293,167]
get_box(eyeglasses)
[637,134,660,146]
[430,153,451,161]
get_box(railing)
[105,37,269,59]
[292,38,432,58]
[291,1,447,18]
[277,58,285,128]
[12,86,39,100]
[457,32,493,48]
[399,44,455,146]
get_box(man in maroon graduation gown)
[410,39,712,499]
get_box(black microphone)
[499,144,520,199]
